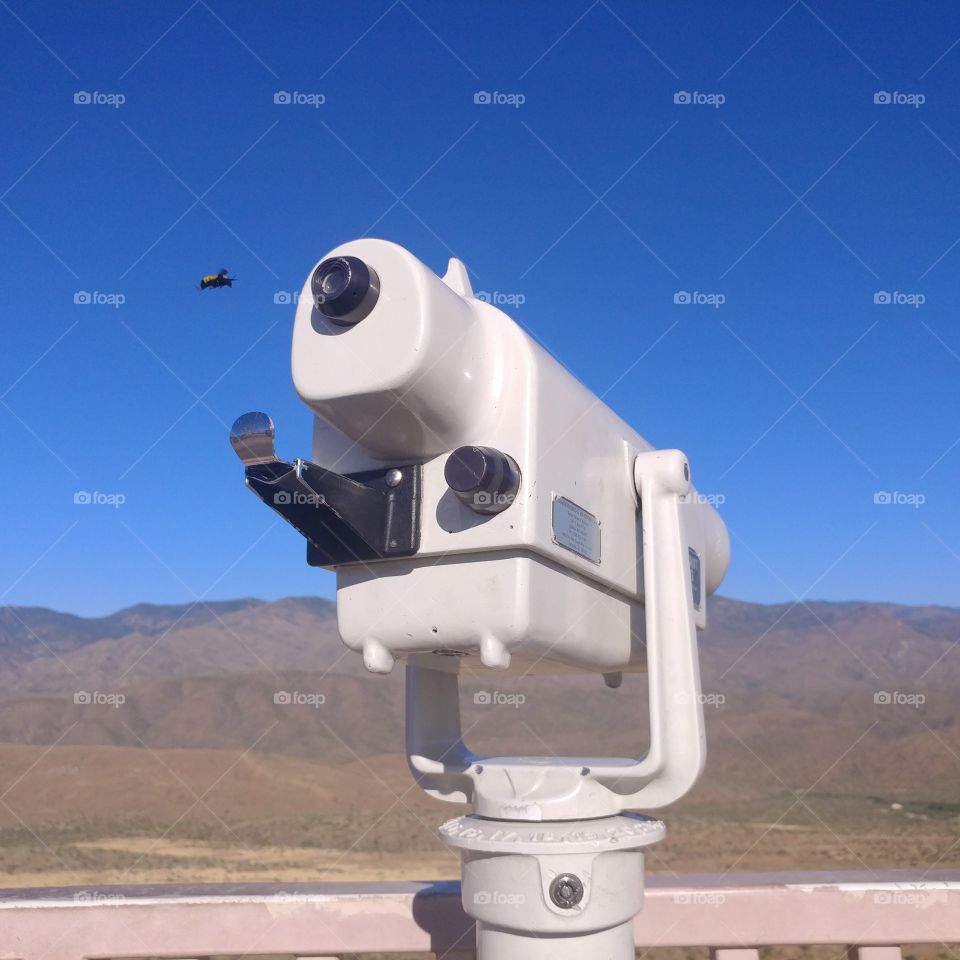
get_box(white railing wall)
[1,872,957,959]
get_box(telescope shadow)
[410,879,474,954]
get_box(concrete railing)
[1,871,958,959]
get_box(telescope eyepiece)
[312,255,380,325]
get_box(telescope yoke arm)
[406,449,706,819]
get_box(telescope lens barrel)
[312,255,380,324]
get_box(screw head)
[549,873,584,909]
[385,468,403,487]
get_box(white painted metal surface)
[443,814,662,959]
[292,239,729,676]
[0,873,957,959]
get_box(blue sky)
[1,0,959,615]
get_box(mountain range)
[0,594,957,814]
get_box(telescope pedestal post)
[475,921,635,959]
[440,813,664,960]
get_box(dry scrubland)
[0,596,958,958]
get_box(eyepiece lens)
[311,255,380,325]
[320,263,347,297]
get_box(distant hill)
[0,594,957,807]
[0,596,340,693]
[0,597,272,656]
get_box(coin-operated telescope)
[231,238,729,960]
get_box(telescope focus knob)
[444,446,521,514]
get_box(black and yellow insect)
[199,269,237,290]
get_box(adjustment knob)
[444,446,521,514]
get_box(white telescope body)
[290,238,729,677]
[232,238,732,959]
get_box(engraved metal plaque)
[552,496,601,564]
[689,547,702,610]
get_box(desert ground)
[0,596,958,957]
